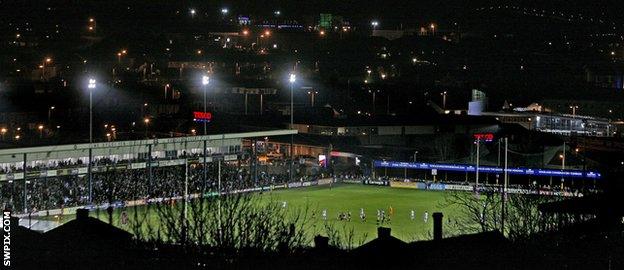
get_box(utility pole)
[561,141,566,189]
[475,138,480,186]
[501,137,508,234]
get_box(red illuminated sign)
[473,133,494,142]
[193,111,212,122]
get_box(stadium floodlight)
[221,8,228,14]
[88,78,96,89]
[87,77,97,144]
[86,77,97,205]
[201,75,209,135]
[288,72,297,183]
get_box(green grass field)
[265,184,457,242]
[40,184,460,243]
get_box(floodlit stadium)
[0,129,601,242]
[0,128,454,241]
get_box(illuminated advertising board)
[318,154,327,167]
[373,160,601,179]
[473,133,494,142]
[193,111,212,123]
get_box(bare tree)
[442,188,503,236]
[443,188,579,241]
[128,188,314,254]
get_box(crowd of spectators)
[1,159,292,213]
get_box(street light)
[48,106,55,123]
[569,105,579,118]
[371,20,379,29]
[307,90,318,107]
[41,57,52,80]
[221,8,228,14]
[202,75,209,135]
[289,73,296,183]
[144,118,150,138]
[38,125,44,138]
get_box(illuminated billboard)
[473,133,494,142]
[373,160,601,179]
[318,154,327,167]
[193,111,212,123]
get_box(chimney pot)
[378,227,391,239]
[433,212,444,240]
[76,208,89,220]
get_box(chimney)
[10,217,20,230]
[433,212,443,240]
[377,227,391,239]
[314,235,329,249]
[76,208,89,221]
